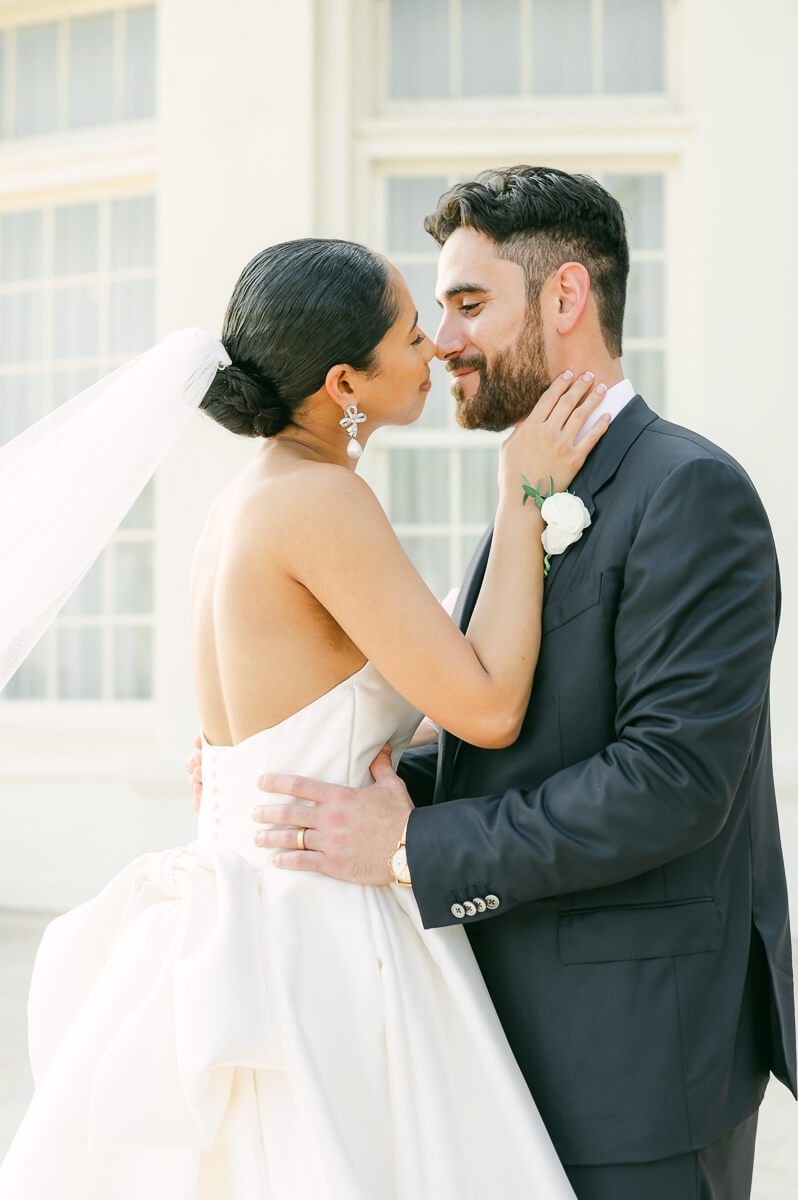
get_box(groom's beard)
[451,321,551,433]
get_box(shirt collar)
[574,377,636,444]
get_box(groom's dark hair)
[425,166,629,358]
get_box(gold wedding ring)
[297,826,307,852]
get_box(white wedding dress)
[0,661,574,1199]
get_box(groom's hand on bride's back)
[251,746,413,885]
[186,734,202,813]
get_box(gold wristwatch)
[389,816,412,886]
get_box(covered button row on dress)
[203,754,221,841]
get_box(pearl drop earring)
[339,404,367,459]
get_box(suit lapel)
[451,523,493,632]
[543,396,656,597]
[436,524,493,799]
[434,397,657,802]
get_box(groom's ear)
[552,262,591,334]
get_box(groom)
[199,167,796,1198]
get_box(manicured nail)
[582,371,594,382]
[595,383,607,395]
[562,369,574,379]
[252,806,266,822]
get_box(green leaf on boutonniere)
[521,474,555,511]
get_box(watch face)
[391,846,411,885]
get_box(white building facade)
[0,0,796,911]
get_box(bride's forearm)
[464,496,545,741]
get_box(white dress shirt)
[574,377,636,444]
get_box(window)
[0,5,156,140]
[375,168,666,595]
[387,0,665,101]
[0,192,158,701]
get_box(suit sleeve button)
[450,903,466,919]
[473,897,486,913]
[485,894,500,910]
[463,901,477,916]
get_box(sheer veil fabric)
[0,327,229,693]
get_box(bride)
[0,237,608,1199]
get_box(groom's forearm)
[408,456,779,928]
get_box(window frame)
[371,0,683,114]
[339,0,691,597]
[0,2,159,741]
[0,1,157,142]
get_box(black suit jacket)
[399,397,796,1166]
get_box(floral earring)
[339,404,367,459]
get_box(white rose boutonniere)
[522,475,591,577]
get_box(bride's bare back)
[191,444,367,747]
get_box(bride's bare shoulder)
[228,460,386,560]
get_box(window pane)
[121,479,155,529]
[0,293,46,363]
[532,0,592,95]
[460,531,485,572]
[0,211,44,281]
[605,174,664,251]
[397,261,440,350]
[461,449,499,523]
[625,261,664,339]
[603,0,664,94]
[387,177,448,254]
[114,627,153,699]
[462,0,521,97]
[110,278,156,353]
[54,203,100,275]
[57,627,102,699]
[52,366,103,405]
[399,534,451,598]
[68,14,114,128]
[0,373,47,443]
[124,6,156,120]
[390,448,449,524]
[390,0,450,99]
[15,24,59,137]
[53,286,101,359]
[622,349,664,411]
[111,195,156,269]
[4,632,49,698]
[413,366,450,431]
[62,553,105,616]
[113,542,154,614]
[0,36,5,138]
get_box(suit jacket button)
[485,894,500,910]
[463,901,477,917]
[473,897,486,913]
[450,903,466,919]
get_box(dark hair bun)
[199,239,398,441]
[201,359,291,439]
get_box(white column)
[156,0,317,762]
[683,0,798,791]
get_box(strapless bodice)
[198,661,422,867]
